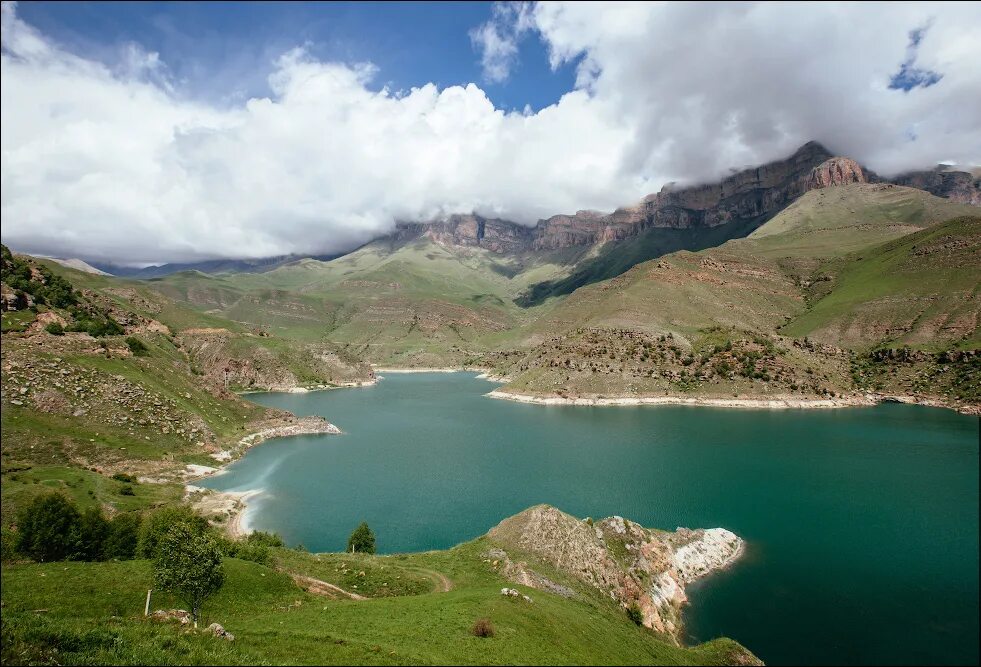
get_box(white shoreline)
[485,389,877,409]
[371,367,462,373]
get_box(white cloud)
[470,2,535,83]
[2,1,980,264]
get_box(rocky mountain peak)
[805,157,867,189]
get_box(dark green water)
[201,373,980,665]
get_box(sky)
[1,1,980,266]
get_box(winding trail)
[289,573,367,601]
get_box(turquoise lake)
[200,372,980,665]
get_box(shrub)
[44,322,64,336]
[626,602,644,625]
[118,484,135,496]
[15,492,81,562]
[110,473,136,483]
[227,540,269,565]
[1,527,18,562]
[347,521,376,554]
[125,336,149,356]
[247,530,284,548]
[153,522,226,627]
[471,618,495,638]
[74,507,109,561]
[103,512,141,560]
[137,506,209,559]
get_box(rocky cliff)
[486,505,745,643]
[892,166,981,206]
[396,142,873,254]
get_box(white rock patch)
[672,528,744,583]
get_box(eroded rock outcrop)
[892,166,981,206]
[486,505,744,641]
[396,142,874,254]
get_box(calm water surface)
[201,373,979,665]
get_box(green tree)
[104,512,142,560]
[75,506,109,561]
[15,492,81,562]
[153,523,226,627]
[347,521,376,554]
[137,506,209,559]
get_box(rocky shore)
[486,505,748,644]
[484,388,978,414]
[485,389,876,409]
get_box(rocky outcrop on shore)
[486,505,744,641]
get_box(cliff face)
[392,143,969,257]
[486,505,745,643]
[892,167,981,206]
[400,142,871,254]
[393,214,534,254]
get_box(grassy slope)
[1,538,753,666]
[782,216,981,349]
[492,185,979,402]
[148,239,573,366]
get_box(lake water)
[201,372,980,665]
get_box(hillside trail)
[288,573,368,601]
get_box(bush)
[118,484,135,496]
[153,522,226,626]
[471,618,495,638]
[125,336,149,356]
[1,527,18,562]
[227,541,269,565]
[110,473,136,483]
[74,507,109,561]
[626,602,644,626]
[103,513,141,560]
[15,492,81,562]
[347,521,376,554]
[44,322,64,336]
[137,506,209,560]
[247,530,284,548]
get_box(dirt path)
[414,568,453,593]
[289,573,368,601]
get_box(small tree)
[15,492,81,562]
[75,506,110,561]
[347,521,376,554]
[104,512,142,560]
[153,523,225,627]
[44,322,64,336]
[137,506,209,559]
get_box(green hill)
[1,510,759,666]
[486,185,979,408]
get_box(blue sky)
[3,1,978,264]
[14,1,579,110]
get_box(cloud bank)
[2,1,980,264]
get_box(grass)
[1,540,754,665]
[0,466,182,528]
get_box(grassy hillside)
[147,238,575,366]
[488,185,979,408]
[782,216,981,349]
[1,251,369,528]
[1,533,757,666]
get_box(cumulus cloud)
[470,2,535,83]
[2,1,980,264]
